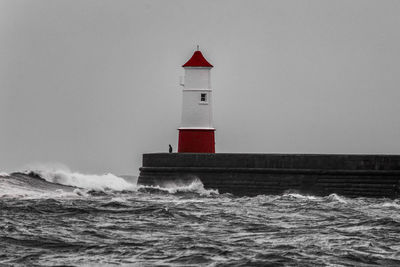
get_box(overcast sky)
[1,0,400,175]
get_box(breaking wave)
[0,165,218,198]
[33,169,136,191]
[138,179,219,196]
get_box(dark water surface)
[1,172,400,266]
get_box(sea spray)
[27,167,216,195]
[138,178,219,196]
[0,173,80,199]
[22,164,136,191]
[326,193,348,203]
[282,192,318,200]
[1,168,218,198]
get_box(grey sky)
[1,0,400,175]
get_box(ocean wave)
[31,168,219,196]
[282,192,318,200]
[381,202,400,209]
[31,169,136,192]
[325,193,348,203]
[138,179,219,196]
[1,164,137,198]
[0,166,219,198]
[0,173,81,199]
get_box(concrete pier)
[138,153,400,197]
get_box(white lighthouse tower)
[178,48,215,153]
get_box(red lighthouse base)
[178,129,215,153]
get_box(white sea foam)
[0,178,85,199]
[2,163,217,198]
[110,197,128,203]
[1,164,135,198]
[33,169,137,191]
[0,172,9,177]
[326,193,348,203]
[381,202,400,209]
[16,162,136,191]
[139,179,219,196]
[282,193,318,200]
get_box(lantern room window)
[200,93,207,102]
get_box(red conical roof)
[182,50,213,68]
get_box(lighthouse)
[178,49,215,153]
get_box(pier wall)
[138,153,400,197]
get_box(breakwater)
[138,153,400,198]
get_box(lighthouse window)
[200,93,207,102]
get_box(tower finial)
[197,45,199,51]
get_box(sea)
[1,168,400,266]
